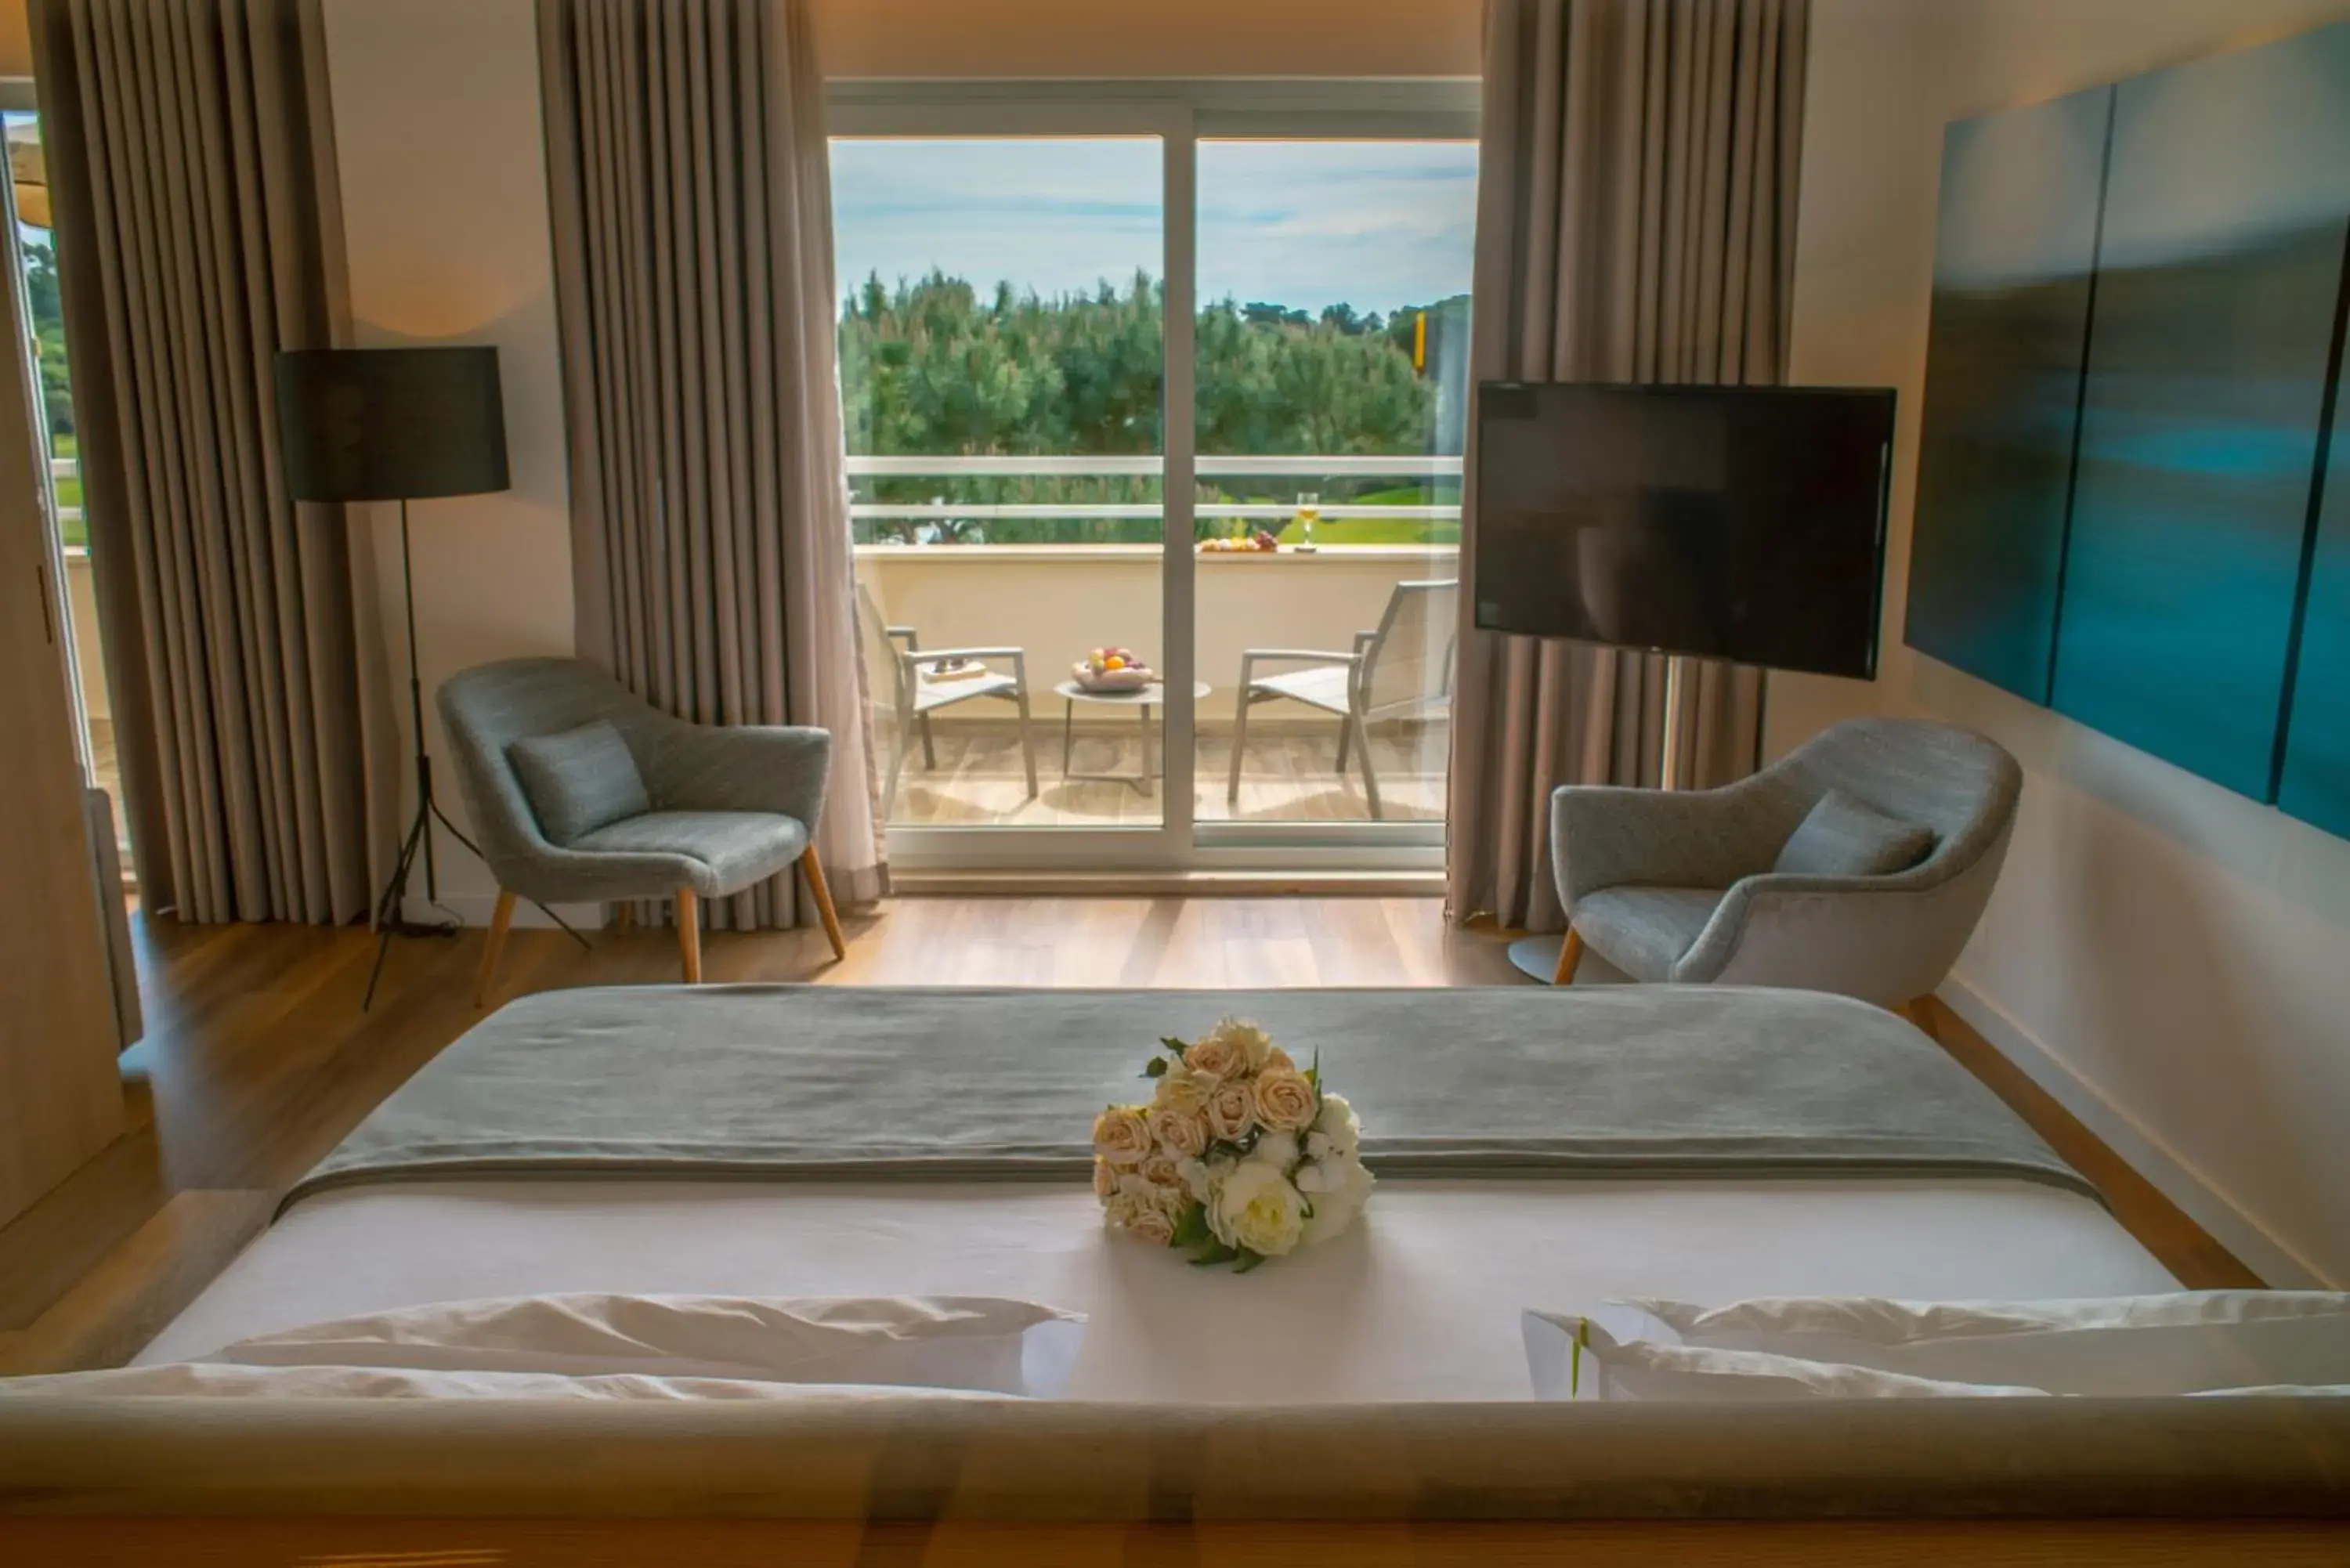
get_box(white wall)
[808,0,1479,78]
[1789,0,2350,1285]
[322,0,575,925]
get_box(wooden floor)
[0,894,2256,1375]
[888,718,1447,826]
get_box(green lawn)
[1272,515,1458,547]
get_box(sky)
[830,137,1478,317]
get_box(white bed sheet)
[140,1179,2176,1402]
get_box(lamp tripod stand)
[362,500,585,1010]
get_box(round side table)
[1053,679,1211,797]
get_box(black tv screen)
[1473,382,1895,678]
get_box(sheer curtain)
[1448,0,1808,930]
[537,0,886,927]
[30,0,399,926]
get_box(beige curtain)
[539,0,885,929]
[30,0,399,926]
[1449,0,1808,931]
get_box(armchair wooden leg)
[800,845,848,963]
[1552,927,1584,987]
[474,889,516,1007]
[1900,995,1940,1039]
[612,901,635,935]
[676,888,702,984]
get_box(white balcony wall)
[856,544,1457,729]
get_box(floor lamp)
[275,347,583,1009]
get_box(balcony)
[854,455,1457,829]
[57,456,1460,840]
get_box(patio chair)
[856,580,1039,807]
[1227,578,1457,821]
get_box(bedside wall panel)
[1905,87,2111,704]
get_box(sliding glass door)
[833,131,1168,844]
[830,85,1475,874]
[1191,136,1476,838]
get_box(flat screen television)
[1473,382,1896,679]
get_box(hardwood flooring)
[0,894,2254,1375]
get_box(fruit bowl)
[1072,646,1154,692]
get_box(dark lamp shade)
[275,346,509,504]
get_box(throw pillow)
[508,720,649,846]
[1773,788,1935,878]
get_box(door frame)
[829,78,1478,876]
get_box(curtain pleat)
[30,0,396,926]
[540,0,886,931]
[1449,0,1808,931]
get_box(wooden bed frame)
[4,1396,2345,1565]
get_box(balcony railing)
[846,453,1462,526]
[51,455,81,534]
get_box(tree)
[837,272,1460,544]
[23,240,72,439]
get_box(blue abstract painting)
[1907,87,2113,703]
[2049,23,2350,800]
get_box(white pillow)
[1526,1292,2350,1400]
[202,1294,1086,1398]
[0,1364,1018,1402]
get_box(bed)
[4,984,2345,1563]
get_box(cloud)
[831,135,1477,315]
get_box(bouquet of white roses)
[1091,1017,1374,1272]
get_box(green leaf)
[1231,1248,1267,1275]
[1142,1057,1169,1079]
[1189,1241,1238,1267]
[1171,1205,1211,1250]
[1160,1036,1191,1058]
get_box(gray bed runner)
[283,985,2099,1212]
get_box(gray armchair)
[1549,717,2021,1011]
[439,657,847,1000]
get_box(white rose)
[1205,1080,1256,1142]
[1152,1061,1209,1116]
[1298,1153,1376,1248]
[1105,1177,1185,1242]
[1148,1103,1209,1159]
[1249,1129,1301,1171]
[1092,1106,1153,1166]
[1253,1067,1319,1133]
[1208,1160,1308,1257]
[1308,1093,1361,1161]
[1183,1032,1245,1082]
[1208,1017,1276,1074]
